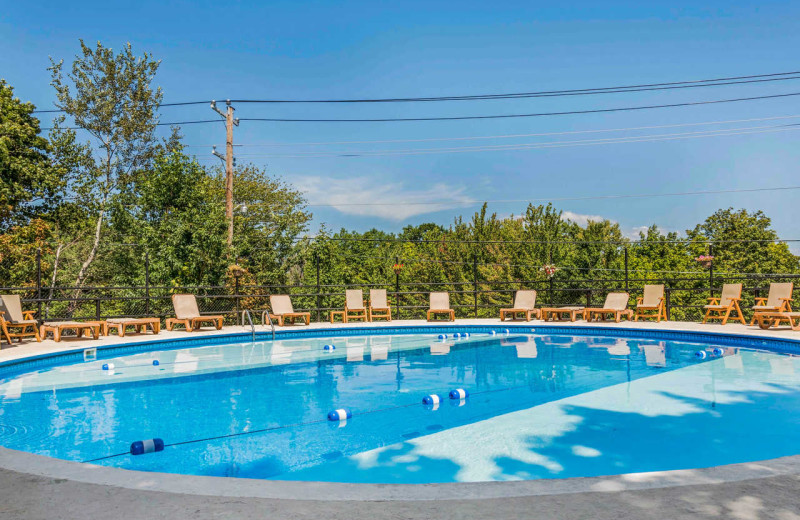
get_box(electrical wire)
[32,70,800,113]
[40,91,800,130]
[227,74,800,103]
[233,91,800,123]
[222,123,800,158]
[186,114,800,148]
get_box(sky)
[2,1,800,245]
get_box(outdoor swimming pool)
[1,328,799,484]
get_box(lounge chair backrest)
[765,282,794,307]
[603,292,630,310]
[641,285,664,307]
[430,292,450,310]
[345,289,365,310]
[719,284,743,307]
[0,295,24,323]
[513,290,537,310]
[270,294,294,315]
[370,289,388,308]
[172,294,200,320]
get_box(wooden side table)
[540,307,585,322]
[106,318,161,337]
[41,321,103,342]
[329,310,347,324]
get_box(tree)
[687,208,799,275]
[0,80,58,229]
[49,40,163,312]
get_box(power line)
[227,73,800,103]
[32,100,211,114]
[40,91,800,130]
[29,70,800,114]
[186,114,800,149]
[234,91,800,123]
[198,124,800,159]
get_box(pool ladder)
[261,308,277,341]
[240,309,256,344]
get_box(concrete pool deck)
[1,319,800,519]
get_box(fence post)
[624,246,629,292]
[315,252,321,323]
[665,284,671,320]
[36,248,42,319]
[708,244,714,297]
[395,255,401,320]
[145,252,151,316]
[473,256,479,319]
[235,276,241,325]
[95,297,101,321]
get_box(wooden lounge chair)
[702,283,746,325]
[634,284,667,322]
[755,311,800,331]
[750,282,794,325]
[368,289,391,321]
[0,295,41,345]
[583,293,633,323]
[500,290,540,321]
[427,292,455,322]
[105,317,161,337]
[268,295,310,326]
[345,289,369,323]
[40,321,102,342]
[165,294,224,332]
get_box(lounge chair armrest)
[636,297,643,304]
[754,297,767,305]
[22,311,36,320]
[780,297,794,302]
[706,297,720,304]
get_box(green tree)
[0,80,58,229]
[687,208,799,274]
[49,40,162,311]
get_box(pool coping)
[2,320,800,501]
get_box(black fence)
[4,270,800,325]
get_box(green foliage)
[0,80,55,229]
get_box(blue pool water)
[1,330,800,483]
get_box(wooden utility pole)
[211,100,239,248]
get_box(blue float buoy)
[695,351,707,359]
[422,394,442,406]
[152,360,160,366]
[463,332,470,338]
[712,347,724,356]
[490,330,497,336]
[327,408,352,421]
[453,332,461,339]
[102,363,115,371]
[130,438,164,456]
[449,388,469,400]
[324,344,336,351]
[504,329,510,335]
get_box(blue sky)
[3,1,800,243]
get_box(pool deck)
[1,318,800,519]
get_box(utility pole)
[211,100,239,248]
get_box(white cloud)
[299,175,474,221]
[561,211,610,227]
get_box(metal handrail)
[261,308,276,341]
[241,309,256,344]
